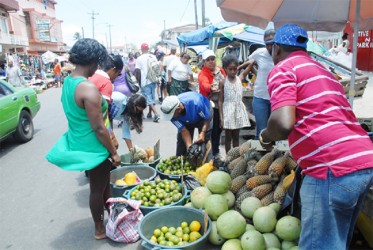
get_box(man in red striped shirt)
[260,24,373,250]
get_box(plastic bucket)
[155,164,189,182]
[120,153,161,168]
[123,182,190,215]
[110,165,156,197]
[139,206,212,250]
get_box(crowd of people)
[44,23,372,249]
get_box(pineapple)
[226,146,241,162]
[251,183,273,199]
[228,156,243,172]
[260,191,274,206]
[239,141,252,156]
[268,154,287,178]
[284,155,298,173]
[246,175,273,190]
[230,175,247,193]
[253,150,278,175]
[274,183,286,205]
[236,185,250,197]
[246,159,258,174]
[230,158,248,179]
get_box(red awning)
[0,0,19,12]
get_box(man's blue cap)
[271,24,309,49]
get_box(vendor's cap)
[271,24,308,49]
[141,43,149,50]
[202,49,216,60]
[160,96,180,120]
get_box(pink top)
[268,51,373,179]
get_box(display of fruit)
[157,156,194,175]
[148,220,203,246]
[130,178,183,207]
[130,145,156,163]
[114,171,141,186]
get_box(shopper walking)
[53,58,62,87]
[6,60,23,87]
[168,52,193,96]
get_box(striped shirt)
[268,51,373,179]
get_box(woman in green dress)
[46,38,121,240]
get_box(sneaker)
[147,113,152,119]
[153,115,160,122]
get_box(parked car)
[0,79,41,143]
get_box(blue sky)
[55,0,224,48]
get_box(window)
[0,82,13,97]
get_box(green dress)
[46,76,110,171]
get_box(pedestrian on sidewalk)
[160,92,212,156]
[167,52,193,96]
[259,24,373,250]
[46,38,121,240]
[6,59,23,87]
[135,43,161,122]
[53,58,62,87]
[219,54,251,153]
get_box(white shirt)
[168,59,192,81]
[135,53,157,86]
[248,47,274,100]
[6,66,22,87]
[163,54,178,68]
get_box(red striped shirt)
[268,51,373,179]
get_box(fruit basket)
[139,206,211,250]
[120,153,161,168]
[110,165,156,197]
[123,179,190,215]
[156,156,194,182]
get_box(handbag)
[106,198,144,243]
[125,67,140,93]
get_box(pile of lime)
[149,220,203,246]
[157,156,194,175]
[130,178,183,207]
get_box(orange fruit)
[189,220,201,232]
[189,231,202,242]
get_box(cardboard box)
[358,117,373,132]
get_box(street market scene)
[1,0,373,249]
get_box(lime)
[168,227,176,234]
[181,221,188,229]
[175,231,183,238]
[161,226,168,234]
[165,232,172,240]
[153,229,161,237]
[182,233,190,242]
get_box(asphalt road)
[0,72,371,250]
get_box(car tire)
[14,110,34,143]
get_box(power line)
[87,10,99,39]
[180,0,191,22]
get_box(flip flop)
[94,232,107,240]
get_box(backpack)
[146,55,161,83]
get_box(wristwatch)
[259,129,272,145]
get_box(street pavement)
[0,72,372,250]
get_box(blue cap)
[273,24,308,49]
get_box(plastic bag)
[106,198,143,243]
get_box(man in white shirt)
[6,60,23,87]
[135,43,160,122]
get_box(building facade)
[0,0,64,61]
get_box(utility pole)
[87,10,99,39]
[194,0,199,29]
[202,0,206,27]
[107,24,113,53]
[81,27,85,38]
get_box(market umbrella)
[216,0,373,106]
[41,50,59,63]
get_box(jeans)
[252,96,271,139]
[299,168,373,250]
[211,108,222,156]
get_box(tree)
[73,32,81,41]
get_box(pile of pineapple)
[225,141,297,210]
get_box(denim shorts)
[141,82,156,105]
